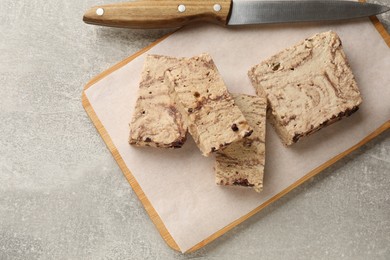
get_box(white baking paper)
[85,19,390,252]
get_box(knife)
[83,0,390,29]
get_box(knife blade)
[83,0,390,29]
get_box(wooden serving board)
[82,15,389,252]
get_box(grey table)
[1,1,389,259]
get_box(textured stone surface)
[0,0,389,259]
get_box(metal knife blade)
[83,0,390,29]
[228,0,390,25]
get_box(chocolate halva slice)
[248,31,362,146]
[215,93,267,193]
[166,53,253,156]
[129,54,187,148]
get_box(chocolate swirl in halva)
[248,31,363,146]
[129,55,188,148]
[215,93,267,193]
[166,53,253,156]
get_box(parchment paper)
[85,18,390,252]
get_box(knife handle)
[83,0,232,29]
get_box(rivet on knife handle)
[83,0,232,29]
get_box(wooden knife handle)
[83,0,232,29]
